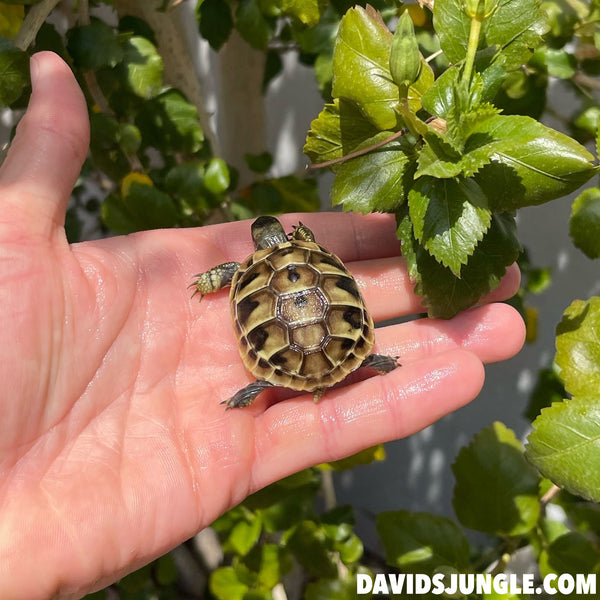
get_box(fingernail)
[30,54,41,88]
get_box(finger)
[372,302,526,365]
[350,259,521,321]
[182,212,402,271]
[0,52,89,237]
[250,349,484,490]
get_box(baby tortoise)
[193,216,399,409]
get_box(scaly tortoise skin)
[193,216,399,409]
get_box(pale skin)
[0,52,526,600]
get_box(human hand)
[0,52,525,600]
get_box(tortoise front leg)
[192,261,240,299]
[361,353,401,374]
[222,380,275,409]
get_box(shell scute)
[231,236,375,392]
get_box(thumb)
[0,51,90,239]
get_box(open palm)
[0,53,525,600]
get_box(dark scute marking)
[238,271,260,291]
[294,293,308,308]
[248,349,257,362]
[343,307,362,329]
[341,337,354,350]
[287,265,300,282]
[363,324,370,336]
[336,275,360,299]
[258,358,270,369]
[239,336,248,347]
[274,368,283,376]
[320,254,345,270]
[355,338,365,349]
[270,351,288,366]
[279,247,295,256]
[248,327,269,351]
[237,296,259,326]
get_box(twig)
[14,0,62,51]
[307,129,405,171]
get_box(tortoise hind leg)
[361,354,400,374]
[222,380,275,410]
[192,261,240,299]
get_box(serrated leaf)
[197,0,233,50]
[398,209,521,318]
[570,188,600,259]
[236,0,273,50]
[331,131,412,213]
[304,99,380,165]
[332,6,398,130]
[472,115,599,211]
[409,177,491,276]
[209,567,249,600]
[376,511,470,573]
[0,39,27,106]
[453,422,541,536]
[556,297,600,397]
[67,20,123,70]
[119,36,163,99]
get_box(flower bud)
[389,11,423,92]
[464,0,498,20]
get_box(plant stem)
[463,16,483,87]
[14,0,61,50]
[307,129,405,170]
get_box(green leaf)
[204,158,230,194]
[409,177,491,277]
[281,0,324,27]
[524,368,566,422]
[0,38,28,106]
[236,0,273,50]
[556,297,600,397]
[286,521,337,578]
[398,209,521,318]
[526,397,600,502]
[66,20,123,70]
[118,36,163,99]
[570,188,600,260]
[226,512,262,556]
[434,0,547,68]
[136,89,204,154]
[245,176,320,215]
[543,531,600,576]
[376,511,470,573]
[304,99,380,165]
[331,6,398,130]
[243,543,292,589]
[532,46,577,79]
[432,0,471,64]
[122,181,179,231]
[245,152,273,173]
[155,553,178,586]
[197,0,234,50]
[452,422,541,536]
[472,115,599,211]
[209,567,249,600]
[483,0,548,70]
[319,444,385,470]
[305,575,364,600]
[330,132,412,213]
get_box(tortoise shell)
[230,237,375,393]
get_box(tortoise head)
[251,216,287,250]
